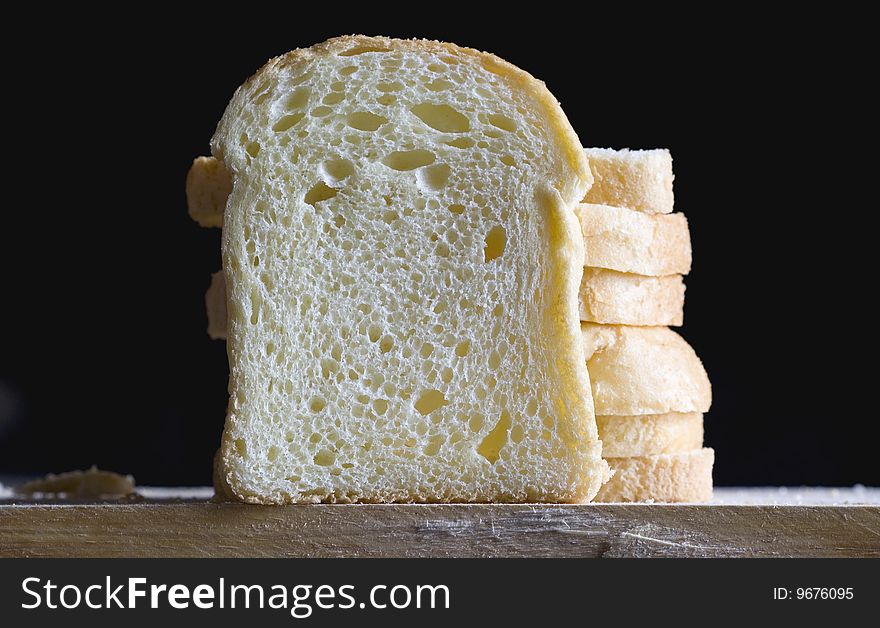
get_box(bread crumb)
[17,466,136,499]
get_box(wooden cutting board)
[1,487,878,558]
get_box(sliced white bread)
[596,448,714,502]
[186,156,231,228]
[598,412,702,457]
[212,35,607,504]
[575,203,691,276]
[582,323,711,416]
[579,268,684,326]
[583,148,674,214]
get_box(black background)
[0,9,873,487]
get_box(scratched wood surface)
[1,488,878,558]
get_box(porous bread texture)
[579,268,684,326]
[575,203,691,276]
[582,323,711,416]
[597,412,702,457]
[583,148,674,214]
[207,267,686,336]
[595,448,714,502]
[212,35,606,504]
[205,271,227,340]
[186,156,232,228]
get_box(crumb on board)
[17,466,136,499]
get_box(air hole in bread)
[455,339,470,357]
[310,397,327,412]
[339,45,391,56]
[249,290,261,325]
[284,87,310,110]
[477,409,511,464]
[311,106,332,117]
[234,438,247,457]
[323,92,345,105]
[379,335,394,353]
[322,158,354,182]
[313,449,336,466]
[267,446,279,462]
[510,424,524,444]
[424,435,444,456]
[483,225,506,262]
[427,62,446,72]
[246,142,261,158]
[420,343,434,358]
[382,210,399,224]
[253,81,272,105]
[321,359,338,378]
[488,113,517,132]
[346,111,387,131]
[488,350,501,370]
[304,182,338,205]
[382,149,435,171]
[377,81,404,92]
[415,389,447,415]
[367,325,381,343]
[272,113,305,132]
[446,137,474,149]
[501,154,516,166]
[426,79,453,92]
[441,367,453,384]
[376,94,396,106]
[417,163,451,191]
[372,399,389,415]
[410,103,470,133]
[339,65,358,75]
[448,203,465,215]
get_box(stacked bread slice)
[578,148,713,502]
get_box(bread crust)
[211,35,607,504]
[596,448,714,502]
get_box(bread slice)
[186,156,231,228]
[575,203,690,276]
[595,448,714,502]
[579,268,684,326]
[583,148,674,214]
[598,412,702,457]
[582,323,711,416]
[211,35,607,503]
